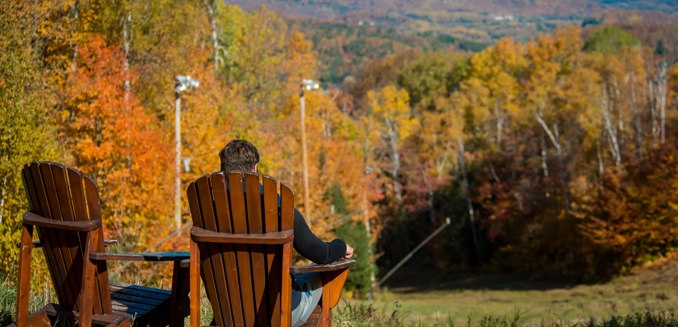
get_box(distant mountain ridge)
[224,0,678,20]
[222,0,678,85]
[223,0,678,44]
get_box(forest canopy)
[1,1,677,293]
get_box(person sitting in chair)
[219,139,354,327]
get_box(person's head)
[219,140,260,172]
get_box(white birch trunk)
[123,13,131,108]
[202,0,222,72]
[534,112,571,217]
[601,85,621,167]
[385,119,402,205]
[655,60,668,144]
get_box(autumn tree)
[59,35,173,250]
[465,38,525,150]
[0,1,62,286]
[573,143,678,279]
[366,85,416,207]
[583,25,641,54]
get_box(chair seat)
[41,304,129,327]
[301,305,323,327]
[110,282,176,326]
[17,282,180,327]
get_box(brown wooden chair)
[13,161,190,327]
[187,172,355,327]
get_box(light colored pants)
[291,273,322,327]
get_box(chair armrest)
[292,260,356,310]
[90,251,189,262]
[290,259,356,274]
[23,212,101,231]
[21,238,115,249]
[104,239,118,246]
[190,226,293,245]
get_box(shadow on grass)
[383,256,678,294]
[382,264,579,293]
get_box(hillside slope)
[223,0,678,84]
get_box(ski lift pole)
[377,217,451,287]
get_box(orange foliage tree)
[58,35,173,251]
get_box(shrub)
[333,221,377,298]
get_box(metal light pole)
[175,75,199,230]
[300,79,319,226]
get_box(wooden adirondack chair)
[13,161,190,327]
[187,172,355,327]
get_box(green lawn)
[336,258,678,326]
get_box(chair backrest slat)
[244,173,269,326]
[51,164,86,312]
[66,167,111,313]
[188,172,295,327]
[21,162,111,314]
[226,173,256,327]
[22,164,67,306]
[279,181,295,325]
[38,163,81,309]
[262,176,282,327]
[192,175,234,326]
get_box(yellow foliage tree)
[367,85,416,206]
[0,0,63,290]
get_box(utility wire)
[377,217,451,287]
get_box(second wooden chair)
[187,172,355,327]
[13,161,190,327]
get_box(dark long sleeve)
[293,209,346,264]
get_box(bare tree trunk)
[535,112,573,269]
[362,118,374,240]
[596,140,604,176]
[601,85,621,167]
[494,98,504,149]
[202,0,222,72]
[385,119,403,206]
[630,76,643,161]
[649,79,659,145]
[553,125,571,218]
[616,80,624,158]
[0,176,5,224]
[655,60,668,144]
[433,133,452,181]
[71,1,80,62]
[123,13,131,108]
[534,112,571,217]
[540,130,550,198]
[457,138,482,265]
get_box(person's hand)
[343,244,354,260]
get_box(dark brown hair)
[219,140,260,172]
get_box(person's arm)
[293,209,347,264]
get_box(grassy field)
[2,258,677,326]
[336,257,678,326]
